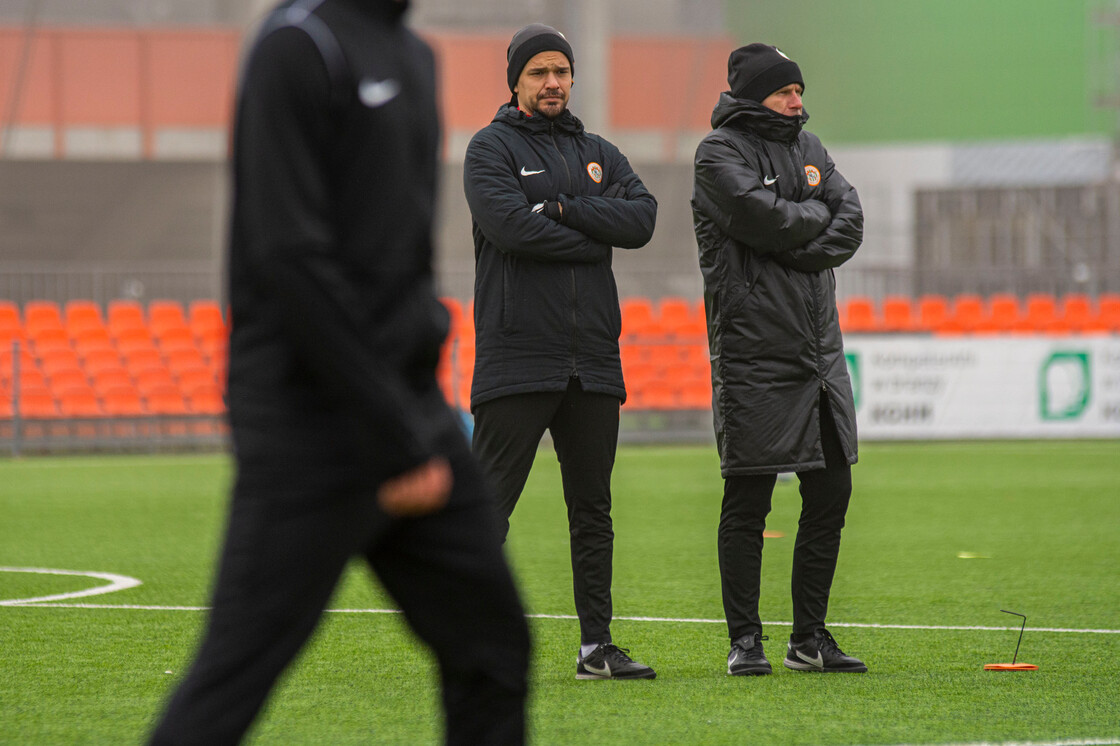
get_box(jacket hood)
[710,92,808,143]
[491,102,585,135]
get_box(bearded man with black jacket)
[692,44,868,677]
[463,24,658,680]
[148,1,529,743]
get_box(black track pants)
[718,394,853,640]
[472,377,619,645]
[149,430,530,746]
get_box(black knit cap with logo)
[727,43,804,103]
[506,23,574,93]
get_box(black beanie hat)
[506,23,574,93]
[727,43,803,102]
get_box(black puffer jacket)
[692,93,863,476]
[464,103,657,409]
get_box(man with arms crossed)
[692,43,868,677]
[463,24,658,680]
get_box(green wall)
[726,0,1116,144]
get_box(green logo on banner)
[1039,351,1091,421]
[845,352,861,410]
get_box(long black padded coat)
[464,103,657,410]
[691,93,863,476]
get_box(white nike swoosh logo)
[796,649,824,667]
[583,660,610,676]
[358,78,400,108]
[520,167,545,176]
[763,176,779,185]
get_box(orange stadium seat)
[134,367,177,397]
[165,348,207,374]
[39,348,82,377]
[1023,294,1064,334]
[1059,294,1099,334]
[123,347,164,372]
[114,324,155,347]
[843,296,878,333]
[13,386,59,419]
[1098,294,1120,332]
[621,297,657,339]
[916,295,950,332]
[188,300,226,339]
[57,388,104,418]
[107,300,147,332]
[678,378,713,410]
[176,366,217,394]
[64,300,104,329]
[156,326,198,353]
[148,300,188,336]
[976,293,1020,334]
[22,301,64,335]
[100,385,146,417]
[71,324,113,348]
[30,327,72,355]
[880,296,917,332]
[92,367,133,394]
[81,348,122,374]
[47,367,90,394]
[0,301,19,327]
[636,379,678,410]
[187,383,226,415]
[657,297,704,340]
[145,384,191,416]
[948,294,986,334]
[6,366,48,392]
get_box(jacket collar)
[492,102,585,135]
[710,92,808,143]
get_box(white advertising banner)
[843,335,1120,439]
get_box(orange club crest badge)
[804,165,821,186]
[587,162,603,183]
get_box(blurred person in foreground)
[691,43,868,677]
[462,24,658,680]
[147,0,530,743]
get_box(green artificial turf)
[1,442,1118,744]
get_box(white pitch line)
[0,567,142,606]
[878,740,1120,746]
[4,600,1119,636]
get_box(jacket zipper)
[550,121,580,377]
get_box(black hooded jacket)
[692,93,863,476]
[226,0,457,485]
[464,103,657,408]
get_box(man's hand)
[377,458,452,516]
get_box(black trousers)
[149,429,530,746]
[718,393,853,641]
[472,377,619,645]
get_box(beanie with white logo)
[727,43,804,103]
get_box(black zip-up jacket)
[226,0,457,485]
[692,93,863,476]
[464,103,657,409]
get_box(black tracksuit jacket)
[226,0,456,485]
[463,103,657,409]
[692,93,863,476]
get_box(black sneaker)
[728,633,771,676]
[783,629,868,673]
[576,644,656,680]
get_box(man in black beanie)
[464,24,659,680]
[692,44,868,677]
